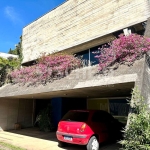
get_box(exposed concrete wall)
[145,17,150,37]
[141,54,150,103]
[141,17,150,103]
[22,0,150,63]
[134,56,146,92]
[0,99,33,131]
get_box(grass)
[0,141,26,150]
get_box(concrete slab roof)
[0,58,144,99]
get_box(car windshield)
[62,111,89,122]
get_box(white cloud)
[4,6,23,25]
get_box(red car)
[56,110,124,150]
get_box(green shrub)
[35,103,54,132]
[119,87,150,150]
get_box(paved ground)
[0,128,121,150]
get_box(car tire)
[86,136,99,150]
[58,141,67,147]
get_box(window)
[62,111,89,122]
[109,99,129,116]
[75,49,89,66]
[75,43,110,66]
[92,111,114,122]
[90,45,100,65]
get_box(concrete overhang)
[0,58,144,100]
[3,82,134,99]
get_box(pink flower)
[10,53,82,85]
[95,34,150,71]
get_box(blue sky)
[0,0,65,53]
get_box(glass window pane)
[90,45,100,65]
[92,111,114,122]
[90,43,110,65]
[109,99,129,116]
[75,50,89,66]
[62,111,89,122]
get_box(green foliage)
[119,87,150,150]
[0,35,23,86]
[0,57,20,86]
[0,57,20,68]
[8,36,23,60]
[8,48,18,55]
[35,104,54,132]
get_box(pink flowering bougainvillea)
[95,34,150,71]
[10,53,82,85]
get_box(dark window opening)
[22,60,37,66]
[113,30,123,38]
[75,49,89,66]
[113,23,146,38]
[75,44,109,66]
[62,111,89,122]
[92,111,114,122]
[90,45,100,65]
[109,99,130,116]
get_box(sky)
[0,0,65,53]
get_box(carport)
[0,59,144,150]
[0,81,133,131]
[14,82,134,122]
[3,82,134,130]
[30,82,134,127]
[0,58,143,131]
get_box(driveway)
[0,128,120,150]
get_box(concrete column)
[141,18,150,103]
[134,18,150,102]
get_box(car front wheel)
[58,141,67,147]
[86,136,99,150]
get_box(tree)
[0,57,20,87]
[8,48,13,54]
[8,36,22,60]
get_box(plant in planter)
[35,103,54,132]
[95,34,150,72]
[10,53,82,86]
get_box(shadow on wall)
[0,126,3,131]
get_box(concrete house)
[0,0,150,130]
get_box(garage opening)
[34,97,87,131]
[36,97,130,131]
